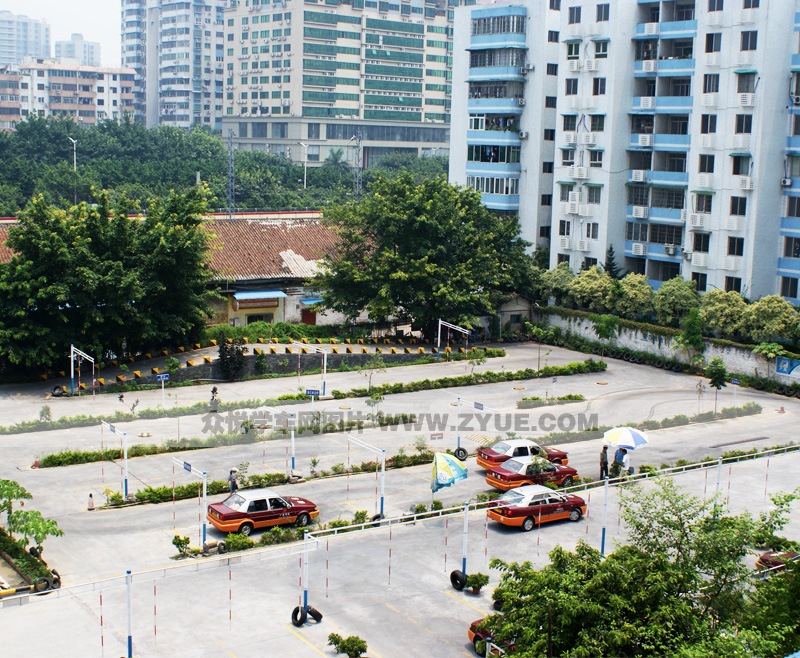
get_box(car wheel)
[307,605,323,623]
[239,522,254,536]
[291,606,307,627]
[522,517,535,532]
[450,569,467,591]
[454,447,468,461]
[473,636,487,657]
[552,459,562,465]
[562,476,574,487]
[295,513,310,528]
[569,508,582,522]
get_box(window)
[541,194,553,206]
[732,155,750,176]
[705,34,721,53]
[567,42,580,60]
[703,74,719,94]
[593,78,606,95]
[594,41,608,58]
[545,96,557,108]
[557,253,570,265]
[596,3,609,21]
[591,115,605,131]
[734,114,752,134]
[737,73,756,93]
[741,31,757,51]
[560,183,575,201]
[546,63,558,76]
[590,150,603,168]
[550,0,561,9]
[568,6,581,23]
[543,161,554,173]
[648,224,684,245]
[544,128,556,140]
[548,30,560,43]
[627,184,650,207]
[730,196,747,215]
[540,225,552,239]
[784,237,800,258]
[794,115,800,137]
[626,221,649,241]
[701,114,717,134]
[559,219,571,236]
[781,277,798,299]
[583,257,598,269]
[743,0,759,7]
[729,237,745,256]
[563,115,577,131]
[725,277,742,293]
[693,233,710,253]
[696,194,713,213]
[586,222,599,239]
[587,186,602,203]
[692,272,708,292]
[708,0,723,10]
[565,78,578,95]
[668,153,687,172]
[308,123,320,139]
[562,149,576,166]
[699,155,715,173]
[676,3,695,20]
[789,197,800,218]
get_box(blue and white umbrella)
[432,452,468,493]
[602,426,649,450]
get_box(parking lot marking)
[444,588,487,614]
[286,627,327,656]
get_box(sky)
[7,1,122,68]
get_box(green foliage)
[172,534,191,556]
[569,266,613,313]
[38,406,51,423]
[700,288,747,339]
[0,480,62,551]
[217,334,249,381]
[613,273,656,320]
[253,351,268,375]
[602,244,622,279]
[328,633,368,658]
[673,307,706,364]
[223,533,255,552]
[163,357,181,374]
[0,527,52,580]
[743,296,797,343]
[258,526,303,545]
[465,572,490,590]
[541,261,575,307]
[311,173,539,335]
[654,277,700,327]
[705,357,728,391]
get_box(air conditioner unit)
[632,206,649,218]
[579,204,593,217]
[782,178,793,187]
[691,252,708,267]
[725,217,741,231]
[564,132,577,145]
[577,240,590,251]
[580,132,595,145]
[739,93,755,107]
[739,176,754,190]
[642,59,656,73]
[632,242,646,256]
[568,60,581,72]
[570,166,588,179]
[706,52,720,67]
[698,174,713,188]
[519,67,529,75]
[585,60,599,72]
[518,131,528,139]
[722,257,738,271]
[738,51,753,66]
[638,134,654,147]
[640,97,655,109]
[644,22,659,35]
[560,237,572,250]
[689,213,706,228]
[708,11,721,26]
[792,96,800,106]
[525,63,535,71]
[664,244,677,256]
[701,135,715,148]
[568,201,579,214]
[568,191,580,204]
[733,134,750,149]
[631,170,647,182]
[517,98,526,106]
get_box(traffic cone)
[779,406,786,414]
[88,493,95,511]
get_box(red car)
[486,456,579,491]
[477,438,568,470]
[488,484,587,531]
[206,487,319,536]
[756,550,799,573]
[468,618,512,656]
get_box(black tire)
[561,476,574,488]
[33,577,50,593]
[307,605,323,623]
[569,508,582,522]
[454,447,468,461]
[29,546,39,558]
[295,513,310,528]
[370,513,383,524]
[50,570,61,590]
[672,364,683,372]
[493,598,504,612]
[450,569,467,591]
[655,361,665,369]
[239,522,254,536]
[552,459,563,465]
[291,606,307,627]
[473,636,488,657]
[522,517,535,532]
[217,541,227,554]
[52,386,63,396]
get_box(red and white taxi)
[207,487,319,536]
[476,438,568,470]
[488,484,586,532]
[485,456,579,491]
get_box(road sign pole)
[379,449,386,517]
[600,476,609,556]
[290,413,296,471]
[123,431,129,498]
[202,471,207,544]
[126,569,133,658]
[161,378,165,406]
[461,502,469,575]
[322,351,327,396]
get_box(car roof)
[497,438,539,448]
[233,488,282,500]
[512,484,561,497]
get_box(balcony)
[467,65,528,82]
[469,31,527,50]
[468,97,525,114]
[481,193,520,211]
[792,53,800,73]
[631,96,693,113]
[787,136,800,153]
[649,170,688,186]
[634,20,697,40]
[653,133,691,151]
[654,58,695,76]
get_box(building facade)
[220,0,465,166]
[0,11,50,67]
[450,0,800,303]
[121,0,228,129]
[55,33,102,67]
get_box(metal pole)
[302,530,310,611]
[461,501,469,574]
[202,472,207,544]
[290,413,296,471]
[600,476,609,556]
[123,431,129,498]
[126,569,133,658]
[456,397,461,453]
[70,343,75,396]
[379,449,386,517]
[322,350,327,396]
[436,319,441,361]
[161,378,166,407]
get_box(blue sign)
[306,389,320,397]
[183,461,191,473]
[108,424,115,434]
[156,373,170,383]
[730,378,740,385]
[552,377,558,383]
[776,357,800,377]
[474,402,484,410]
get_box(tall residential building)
[121,0,228,129]
[450,0,800,304]
[55,33,101,67]
[0,11,50,67]
[220,0,463,166]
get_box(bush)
[328,633,368,658]
[223,533,255,552]
[0,527,52,581]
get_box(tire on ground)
[217,541,227,554]
[291,606,308,627]
[33,577,50,593]
[454,447,468,461]
[450,569,467,591]
[307,605,323,623]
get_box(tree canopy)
[310,174,539,335]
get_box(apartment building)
[55,33,101,67]
[121,0,228,129]
[0,11,50,67]
[220,0,462,166]
[450,0,800,303]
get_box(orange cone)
[88,493,95,511]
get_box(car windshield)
[491,441,511,453]
[503,459,527,474]
[499,490,526,505]
[221,493,247,511]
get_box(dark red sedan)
[477,438,569,470]
[486,456,579,491]
[207,487,319,536]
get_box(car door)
[247,498,271,529]
[548,494,568,521]
[267,496,294,527]
[542,463,560,485]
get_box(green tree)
[311,174,537,336]
[654,277,700,327]
[742,295,798,343]
[218,335,249,381]
[602,243,623,279]
[568,265,612,312]
[673,307,706,366]
[610,272,656,320]
[705,357,728,414]
[741,561,800,658]
[752,342,789,380]
[699,288,747,339]
[589,313,619,358]
[0,479,62,551]
[541,261,575,307]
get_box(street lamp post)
[298,142,308,189]
[68,137,77,205]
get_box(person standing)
[228,468,239,493]
[599,446,609,480]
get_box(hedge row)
[517,394,585,409]
[0,528,52,581]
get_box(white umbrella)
[602,427,649,450]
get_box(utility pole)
[227,129,235,219]
[350,132,362,197]
[68,137,77,205]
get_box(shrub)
[328,633,368,658]
[223,533,255,552]
[465,572,490,591]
